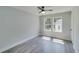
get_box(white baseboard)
[0,34,39,53]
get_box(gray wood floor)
[3,36,74,53]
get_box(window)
[53,17,62,32]
[44,16,62,32]
[44,17,52,31]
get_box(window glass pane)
[54,17,62,32]
[44,17,62,32]
[45,18,51,24]
[45,25,52,31]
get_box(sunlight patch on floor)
[42,36,51,41]
[53,38,64,44]
[42,36,64,44]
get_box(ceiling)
[12,6,73,16]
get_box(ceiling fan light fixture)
[38,6,52,14]
[41,11,45,14]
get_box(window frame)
[44,16,53,31]
[44,16,63,32]
[53,16,63,32]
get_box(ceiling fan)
[37,6,53,14]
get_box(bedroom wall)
[71,6,79,52]
[0,7,39,52]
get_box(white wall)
[0,7,39,52]
[40,12,71,40]
[71,7,79,52]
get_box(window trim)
[44,16,63,32]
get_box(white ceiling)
[11,6,73,16]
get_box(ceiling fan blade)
[44,9,53,11]
[37,6,53,13]
[37,7,43,10]
[41,6,45,9]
